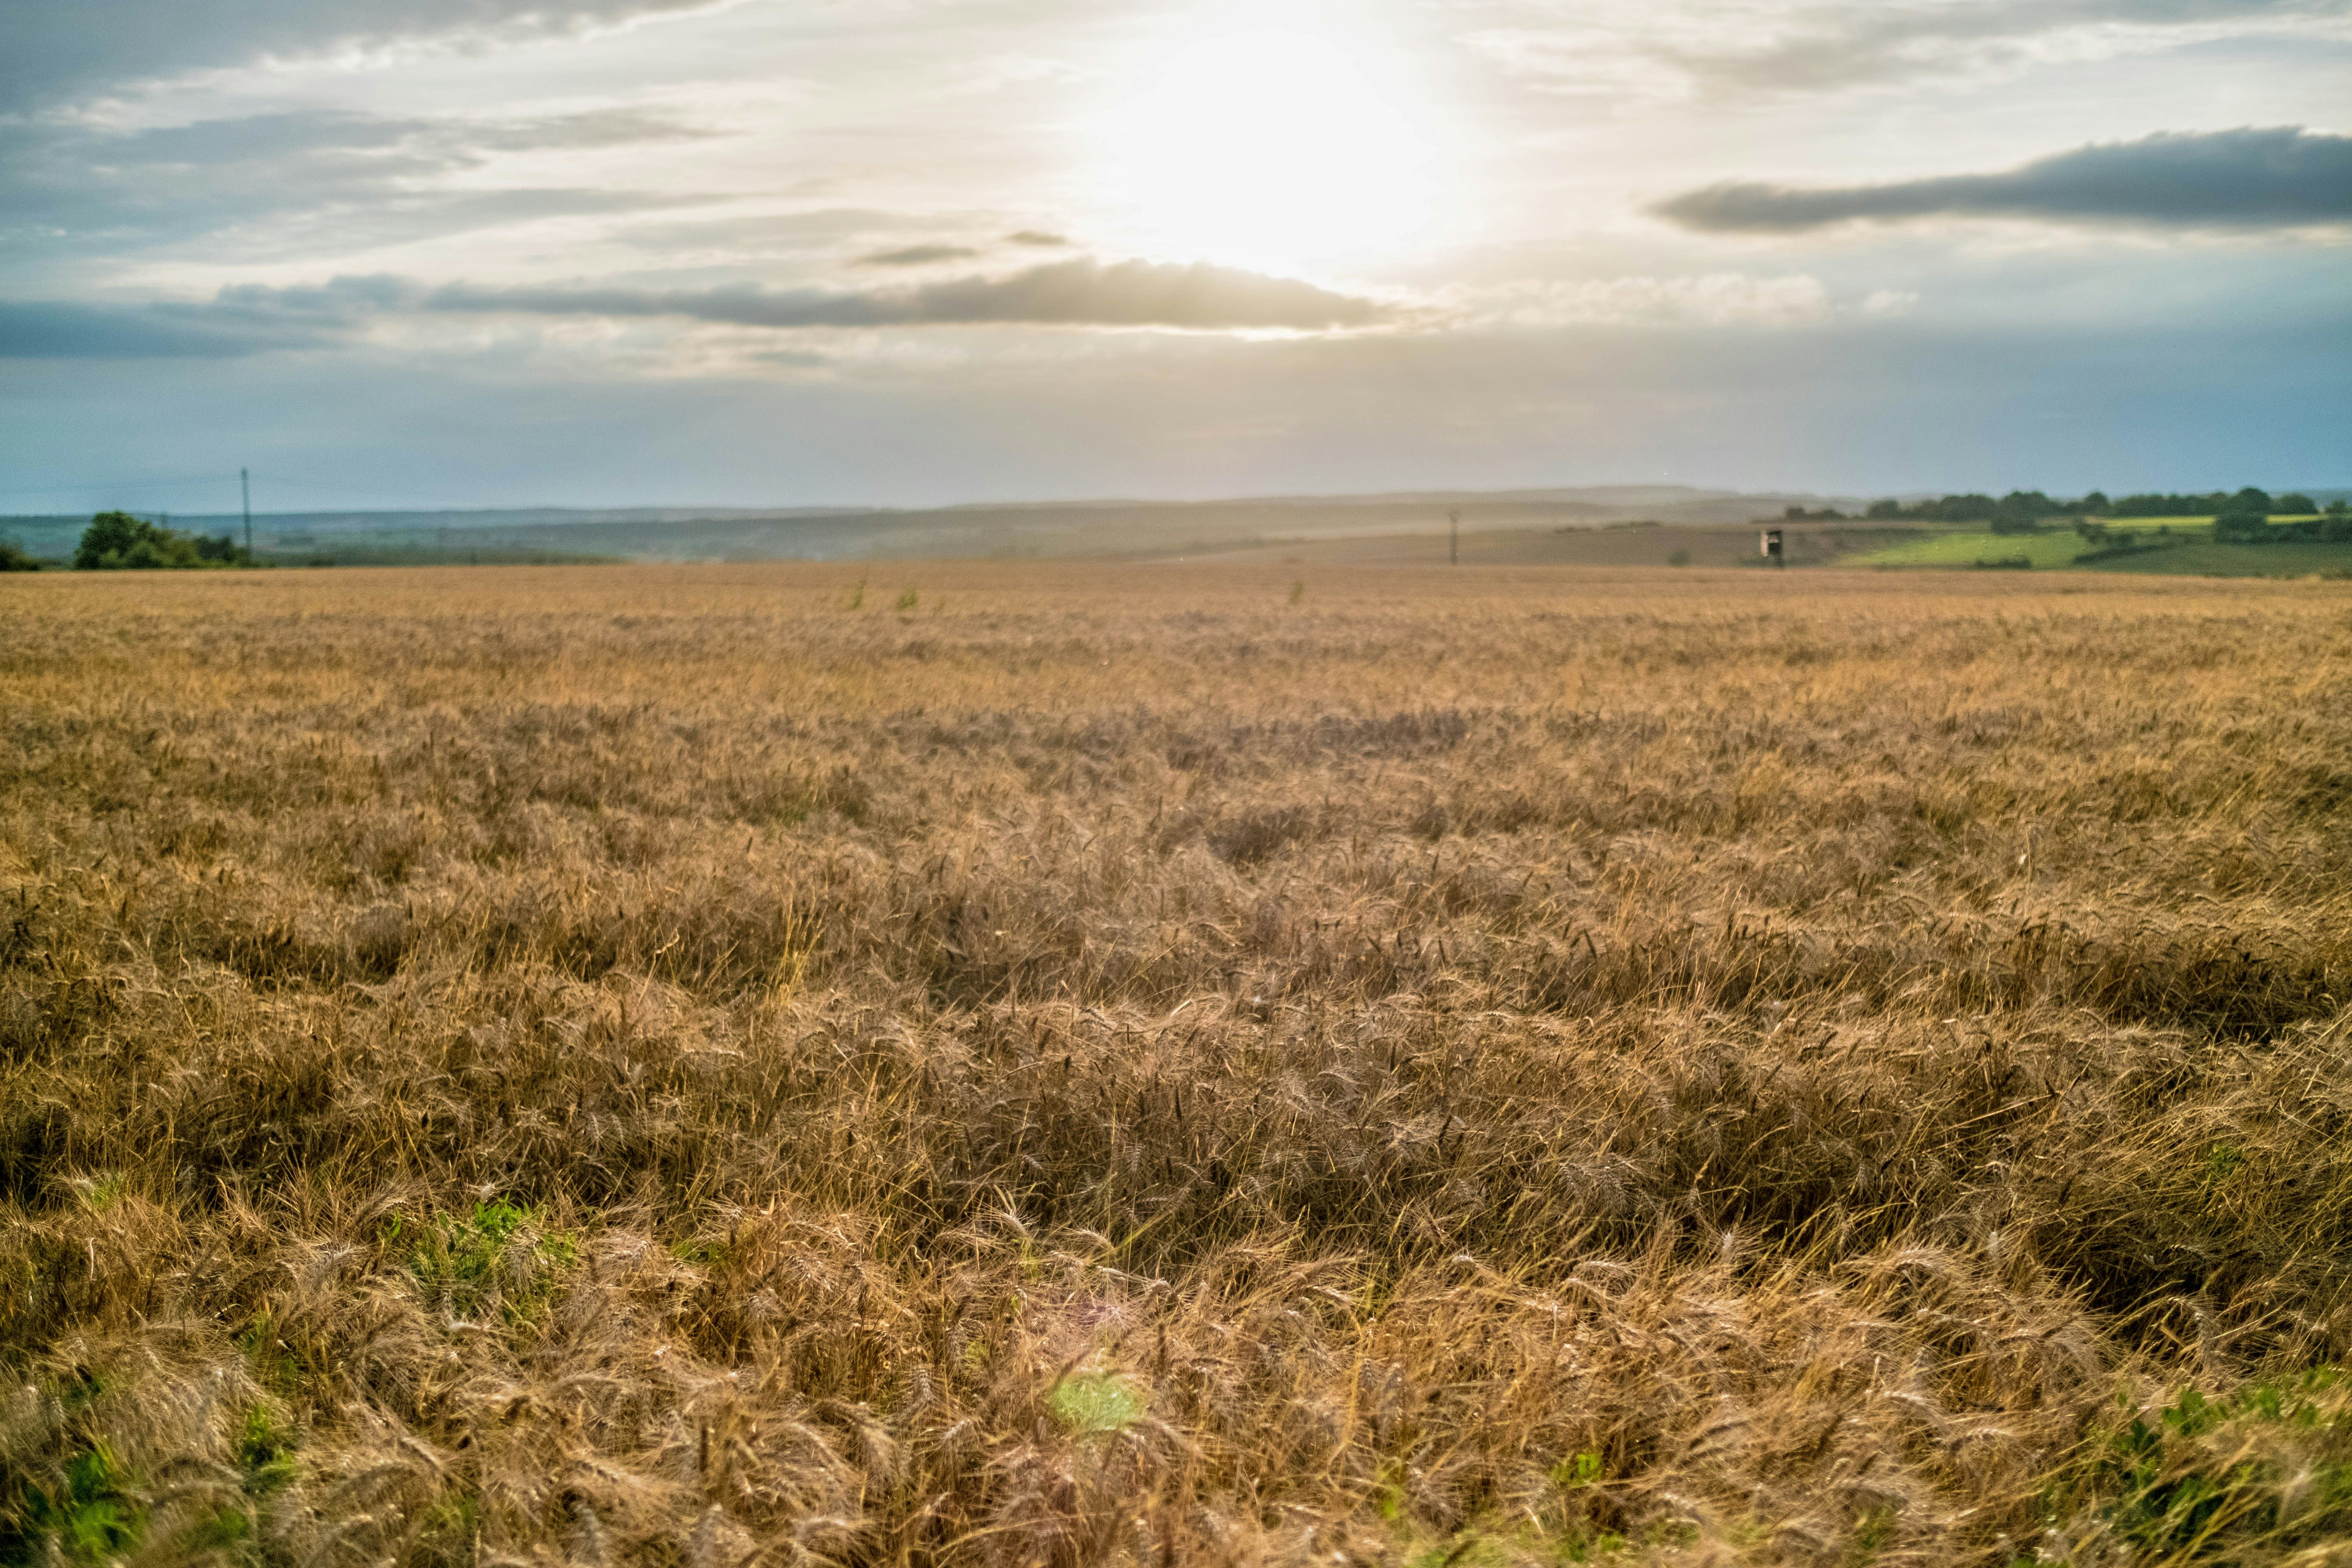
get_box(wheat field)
[4,563,2351,1568]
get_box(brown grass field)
[4,562,2352,1568]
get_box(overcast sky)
[2,0,2347,512]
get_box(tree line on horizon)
[0,511,255,571]
[1781,486,2347,540]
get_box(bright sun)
[1105,27,1436,274]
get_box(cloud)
[0,298,341,359]
[2,0,718,109]
[855,244,984,268]
[1469,273,1838,328]
[0,108,711,264]
[0,258,1393,358]
[425,258,1393,330]
[1657,127,2352,232]
[1472,0,2352,98]
[1668,0,2344,92]
[1007,230,1072,248]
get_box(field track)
[4,562,2352,1567]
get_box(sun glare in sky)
[1103,25,1438,274]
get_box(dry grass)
[3,562,2351,1568]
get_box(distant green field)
[1862,531,2092,569]
[2086,539,2352,577]
[1861,519,2344,575]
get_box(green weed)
[1550,1451,1604,1489]
[234,1405,299,1496]
[0,1441,144,1566]
[2051,1372,2352,1561]
[71,1172,126,1212]
[2207,1141,2247,1185]
[392,1200,578,1326]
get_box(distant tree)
[1927,494,1998,522]
[2113,492,2224,518]
[0,537,40,571]
[2075,490,2111,515]
[1865,499,1904,520]
[2212,509,2272,541]
[1988,491,2053,535]
[2276,493,2317,515]
[73,510,247,570]
[2230,486,2274,515]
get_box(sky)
[1,0,2347,514]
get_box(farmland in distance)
[4,563,2351,1568]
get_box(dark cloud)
[1007,230,1072,247]
[0,298,342,359]
[1,0,716,109]
[855,244,983,267]
[1657,127,2352,232]
[0,258,1391,358]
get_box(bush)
[0,537,40,572]
[2213,510,2273,542]
[72,512,247,570]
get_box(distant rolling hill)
[1,486,1869,564]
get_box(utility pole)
[1449,509,1459,566]
[240,468,252,558]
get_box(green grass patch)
[234,1405,300,1497]
[1860,527,2352,576]
[2044,1372,2352,1561]
[1862,531,2093,570]
[385,1199,578,1327]
[0,1441,145,1566]
[2083,539,2352,578]
[70,1172,127,1212]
